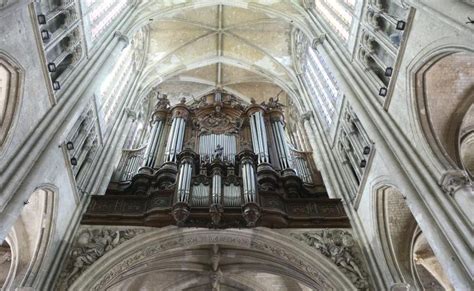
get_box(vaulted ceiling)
[135,1,312,105]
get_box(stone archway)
[414,49,474,170]
[0,51,22,151]
[375,186,453,290]
[1,186,57,290]
[413,48,474,222]
[64,227,359,291]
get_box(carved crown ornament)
[193,92,245,135]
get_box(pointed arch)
[69,227,356,290]
[412,47,474,171]
[1,186,57,290]
[0,51,22,153]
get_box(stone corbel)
[114,31,130,46]
[312,34,327,49]
[302,0,315,10]
[439,170,471,196]
[301,111,314,122]
[439,170,473,222]
[125,108,137,120]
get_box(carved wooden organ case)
[83,91,349,228]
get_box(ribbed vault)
[130,1,312,106]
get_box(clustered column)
[164,103,189,163]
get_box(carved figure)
[59,229,145,289]
[213,144,223,160]
[209,203,224,226]
[292,230,368,289]
[155,93,170,110]
[265,97,283,110]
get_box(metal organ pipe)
[249,111,269,164]
[248,163,256,202]
[172,119,181,161]
[277,121,290,168]
[144,120,164,168]
[177,162,185,201]
[176,118,185,154]
[212,173,222,204]
[254,112,265,163]
[249,115,259,155]
[271,122,284,168]
[259,112,269,163]
[164,118,177,161]
[241,164,249,200]
[184,162,192,201]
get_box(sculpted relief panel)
[56,227,150,290]
[288,230,369,289]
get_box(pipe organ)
[85,91,349,228]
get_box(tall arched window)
[302,46,343,130]
[96,46,134,138]
[82,0,129,46]
[0,53,21,150]
[312,0,361,44]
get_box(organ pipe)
[143,119,164,168]
[241,158,256,203]
[249,110,269,164]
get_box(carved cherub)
[155,94,170,110]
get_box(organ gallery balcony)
[83,91,349,228]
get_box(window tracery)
[300,41,343,130]
[82,0,128,45]
[311,0,360,43]
[96,46,134,137]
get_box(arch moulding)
[67,226,357,291]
